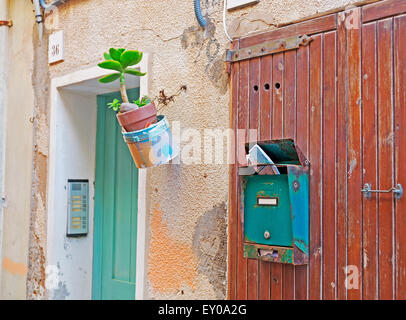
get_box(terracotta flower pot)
[116,101,157,132]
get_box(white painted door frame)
[47,55,150,300]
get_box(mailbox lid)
[243,174,293,247]
[245,139,305,166]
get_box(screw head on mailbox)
[264,230,271,240]
[239,139,310,265]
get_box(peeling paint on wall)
[2,257,28,276]
[180,19,228,94]
[26,233,46,299]
[35,114,49,157]
[148,206,199,294]
[193,202,227,299]
[51,263,70,300]
[26,24,50,300]
[52,280,70,300]
[228,12,277,38]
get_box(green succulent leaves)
[109,48,125,61]
[133,95,151,108]
[98,48,146,84]
[98,73,121,83]
[107,98,121,112]
[120,50,143,69]
[98,60,123,73]
[125,68,146,77]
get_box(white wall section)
[0,0,9,288]
[46,89,97,300]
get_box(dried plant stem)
[156,85,187,112]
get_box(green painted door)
[92,89,139,300]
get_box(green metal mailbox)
[239,139,309,265]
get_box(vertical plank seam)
[306,43,311,301]
[246,58,251,300]
[281,53,285,137]
[373,22,378,301]
[344,17,349,300]
[360,13,365,300]
[393,16,400,300]
[375,21,380,299]
[235,38,240,301]
[294,49,298,301]
[257,57,262,301]
[281,51,285,300]
[233,59,240,300]
[334,30,338,300]
[320,33,325,300]
[334,29,338,300]
[236,58,241,300]
[269,54,273,301]
[293,49,297,300]
[112,112,119,280]
[391,16,396,300]
[235,65,239,300]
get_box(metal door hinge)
[0,20,13,27]
[225,34,312,63]
[361,183,403,199]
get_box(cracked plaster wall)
[24,0,382,300]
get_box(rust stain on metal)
[226,35,313,63]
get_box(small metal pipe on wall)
[34,0,69,40]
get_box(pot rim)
[123,115,166,139]
[117,101,156,116]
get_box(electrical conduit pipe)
[39,0,67,9]
[194,0,207,28]
[35,1,69,40]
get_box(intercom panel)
[67,179,89,237]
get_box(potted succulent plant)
[98,48,178,168]
[98,48,157,132]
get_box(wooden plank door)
[228,0,406,300]
[92,89,139,300]
[360,3,406,300]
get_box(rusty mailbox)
[239,139,309,265]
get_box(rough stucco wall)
[29,0,381,300]
[226,0,379,38]
[26,24,50,300]
[0,0,34,299]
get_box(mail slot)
[257,197,278,206]
[239,139,309,265]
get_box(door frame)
[47,54,150,300]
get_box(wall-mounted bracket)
[0,20,13,27]
[226,34,312,63]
